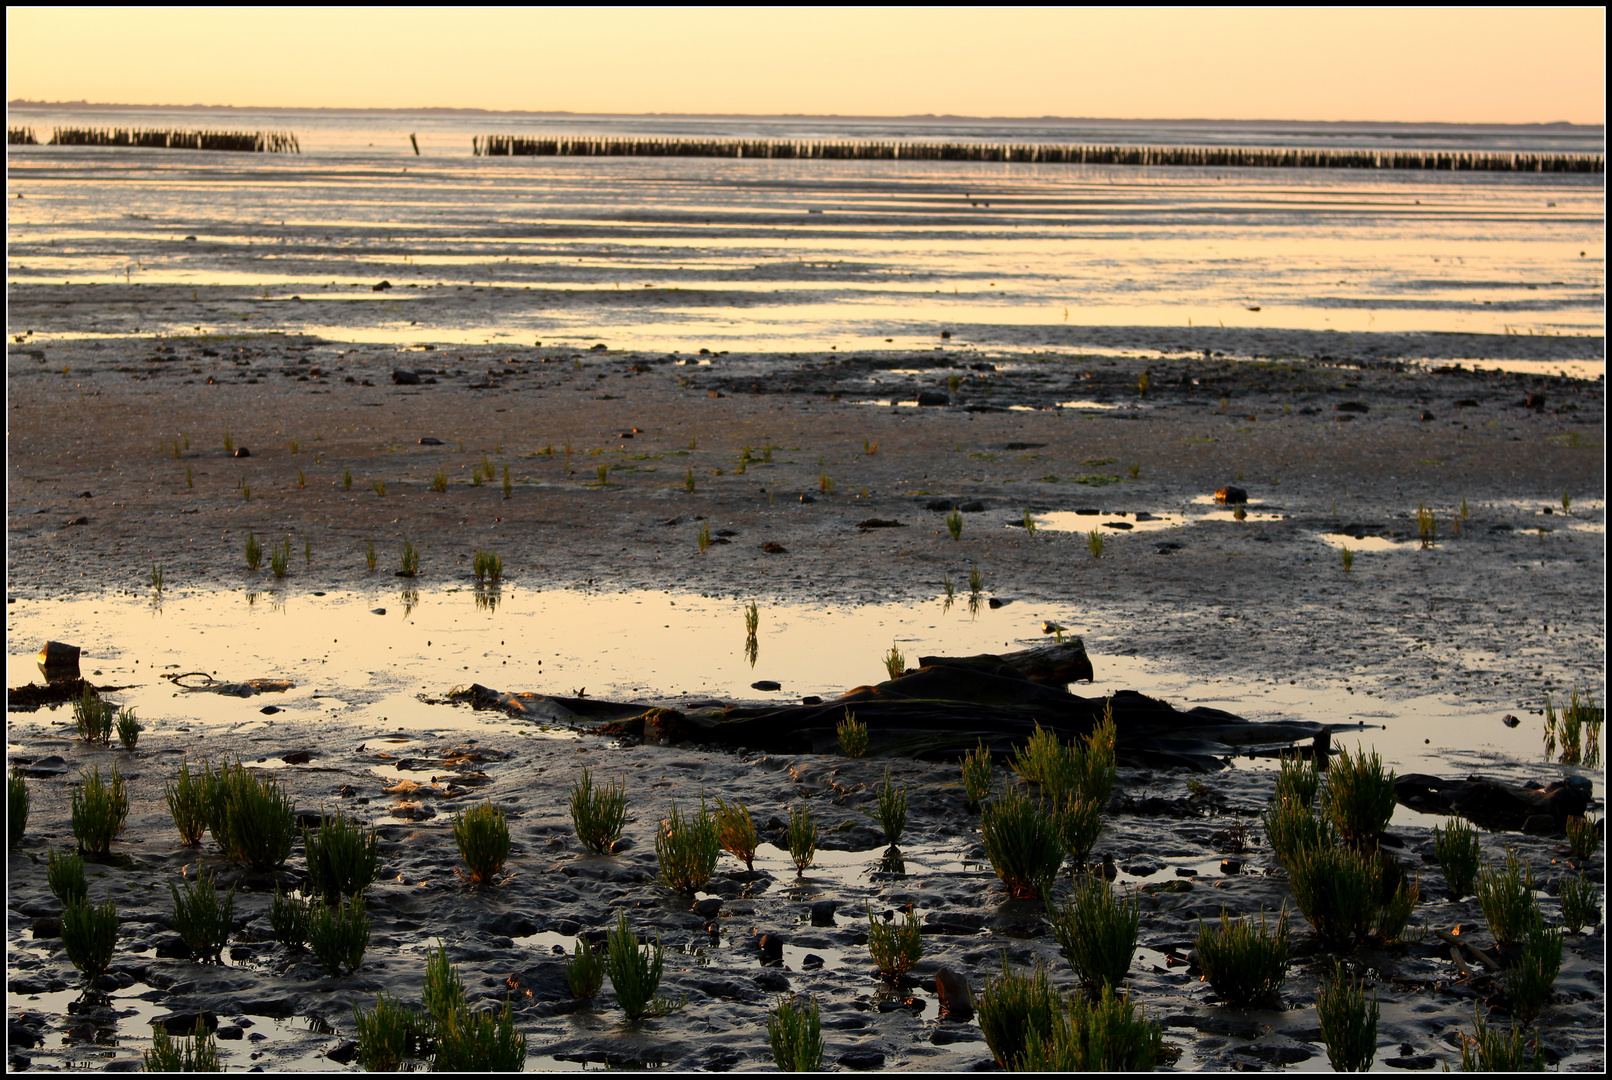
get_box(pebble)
[750,680,782,691]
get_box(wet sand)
[5,323,1606,1071]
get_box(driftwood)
[458,642,1338,771]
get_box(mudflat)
[6,326,1605,1071]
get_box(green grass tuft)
[169,867,237,963]
[304,811,380,905]
[569,768,628,854]
[1506,922,1562,1024]
[1476,847,1542,947]
[655,798,721,894]
[143,1020,221,1072]
[307,894,370,977]
[866,905,923,982]
[868,767,908,844]
[1316,962,1379,1071]
[270,887,309,950]
[1014,984,1164,1071]
[9,765,30,848]
[837,709,869,757]
[787,803,817,873]
[768,994,824,1071]
[883,642,905,680]
[208,760,295,871]
[981,788,1065,901]
[1433,816,1482,897]
[164,757,210,846]
[245,531,263,570]
[960,741,994,809]
[1195,906,1291,1005]
[1460,1006,1543,1072]
[1321,743,1396,846]
[606,910,683,1020]
[352,991,418,1072]
[565,938,605,999]
[452,801,511,884]
[1050,872,1139,994]
[712,795,757,871]
[71,764,128,856]
[73,686,116,745]
[946,508,963,540]
[61,897,118,981]
[47,847,87,906]
[1558,867,1599,934]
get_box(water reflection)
[875,845,906,876]
[400,589,419,618]
[473,586,501,613]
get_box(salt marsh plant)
[209,761,295,871]
[961,741,994,809]
[866,905,923,981]
[596,464,610,485]
[685,465,696,493]
[398,537,419,576]
[981,788,1066,900]
[1416,502,1436,547]
[1507,923,1563,1023]
[696,521,711,553]
[819,470,834,494]
[61,897,118,981]
[1262,794,1333,868]
[655,799,721,894]
[1543,687,1602,767]
[1316,963,1379,1072]
[1477,848,1542,946]
[712,796,758,871]
[186,464,194,487]
[1341,544,1354,572]
[787,803,818,873]
[223,430,233,453]
[1023,507,1037,533]
[744,600,759,638]
[241,480,251,501]
[245,531,263,570]
[977,957,1060,1069]
[768,994,824,1072]
[47,847,88,906]
[8,767,28,848]
[365,539,377,572]
[169,867,237,963]
[74,686,116,745]
[431,468,448,492]
[1432,817,1483,897]
[863,437,879,455]
[304,812,381,905]
[164,758,210,846]
[143,1020,221,1072]
[1011,984,1166,1071]
[471,469,483,488]
[114,706,141,747]
[1128,462,1141,479]
[569,768,628,854]
[342,468,353,490]
[869,768,908,844]
[942,573,956,611]
[1051,873,1139,993]
[422,940,465,1030]
[304,539,312,566]
[1087,529,1104,558]
[452,801,511,884]
[71,764,129,855]
[352,992,417,1072]
[433,997,527,1071]
[946,508,963,540]
[150,562,165,593]
[837,709,869,757]
[1285,841,1413,950]
[1565,813,1599,859]
[297,467,307,489]
[307,895,371,976]
[1460,1008,1542,1073]
[270,535,291,578]
[1322,744,1396,845]
[606,910,681,1020]
[1195,907,1291,1005]
[1273,750,1319,807]
[472,549,503,582]
[1558,868,1598,933]
[270,887,309,950]
[1056,796,1105,863]
[566,939,606,999]
[1562,490,1572,512]
[883,642,906,681]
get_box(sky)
[5,6,1604,125]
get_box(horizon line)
[5,99,1599,129]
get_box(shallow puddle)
[1318,532,1402,551]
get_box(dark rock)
[810,901,839,926]
[1420,411,1436,421]
[36,641,81,681]
[1525,393,1546,410]
[838,1049,886,1070]
[931,1026,984,1045]
[215,1026,244,1041]
[1335,401,1370,413]
[106,1060,143,1073]
[986,598,1006,609]
[754,970,789,992]
[936,966,974,1020]
[800,953,825,970]
[1236,1042,1315,1066]
[259,705,281,715]
[757,933,785,965]
[281,750,312,765]
[1522,814,1555,835]
[1454,398,1479,407]
[232,447,251,458]
[957,500,986,512]
[18,755,69,777]
[924,499,955,511]
[372,280,392,291]
[693,898,723,919]
[759,542,787,554]
[154,936,192,959]
[800,696,822,706]
[392,368,422,385]
[1395,773,1590,829]
[8,1054,28,1071]
[7,1021,40,1049]
[857,518,906,529]
[325,1041,360,1065]
[750,681,782,692]
[916,390,950,407]
[1384,1054,1439,1070]
[1214,486,1249,504]
[29,918,60,939]
[151,1011,218,1034]
[1502,714,1520,728]
[418,437,445,445]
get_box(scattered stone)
[154,936,192,959]
[1420,410,1436,421]
[1502,714,1520,728]
[838,1049,886,1070]
[857,519,906,529]
[800,696,822,706]
[810,900,838,926]
[29,918,59,939]
[750,681,782,692]
[1524,393,1546,410]
[1214,486,1248,504]
[371,608,386,615]
[232,447,251,458]
[260,706,281,715]
[392,369,422,385]
[325,1041,360,1065]
[759,542,787,554]
[8,1020,41,1049]
[693,898,723,919]
[418,437,445,445]
[757,933,785,965]
[957,500,986,512]
[924,499,955,511]
[916,390,950,407]
[281,750,313,765]
[372,280,392,291]
[800,954,825,970]
[987,597,1007,608]
[754,970,789,992]
[797,494,815,504]
[151,1011,218,1034]
[215,1025,244,1041]
[1335,401,1370,413]
[1384,1054,1438,1070]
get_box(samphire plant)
[837,709,869,757]
[164,757,210,846]
[866,905,923,982]
[9,765,29,848]
[606,910,684,1020]
[569,768,627,854]
[1050,871,1139,994]
[169,867,237,963]
[143,1019,221,1072]
[712,795,758,872]
[768,994,824,1072]
[1194,906,1291,1005]
[452,801,511,884]
[304,811,380,905]
[1316,962,1379,1072]
[980,788,1065,901]
[655,798,721,894]
[71,764,129,856]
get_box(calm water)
[7,107,1604,356]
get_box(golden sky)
[6,6,1604,124]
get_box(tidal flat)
[6,325,1605,1071]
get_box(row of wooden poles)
[9,128,300,152]
[472,135,1603,173]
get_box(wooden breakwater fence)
[37,128,299,152]
[472,135,1603,173]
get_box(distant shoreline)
[6,100,1600,132]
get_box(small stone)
[809,900,838,926]
[260,706,281,715]
[1175,867,1198,877]
[419,437,445,445]
[935,966,974,1021]
[916,390,949,407]
[370,608,386,615]
[372,280,392,291]
[1214,486,1248,504]
[693,898,723,919]
[392,368,422,385]
[800,954,825,970]
[1420,411,1435,421]
[757,933,785,965]
[759,542,787,554]
[838,1049,885,1070]
[750,681,782,692]
[1502,714,1520,728]
[233,447,251,458]
[29,918,60,940]
[325,1041,360,1065]
[281,750,312,765]
[754,970,789,992]
[1335,401,1370,413]
[800,696,822,706]
[215,1026,244,1041]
